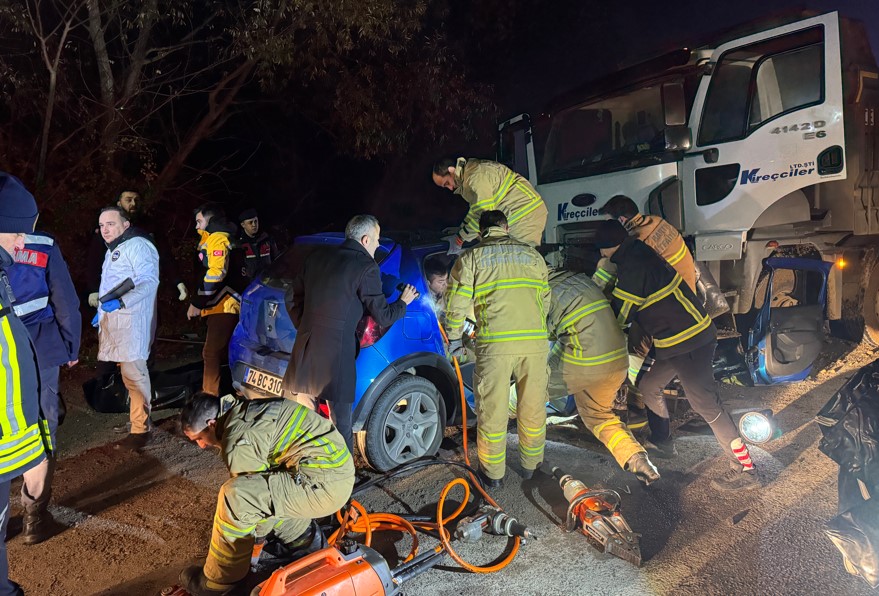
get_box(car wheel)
[359,375,446,472]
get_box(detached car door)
[747,257,832,384]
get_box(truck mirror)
[664,125,692,151]
[661,82,687,126]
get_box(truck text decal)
[557,202,601,221]
[740,162,816,185]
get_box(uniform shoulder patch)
[213,250,225,256]
[111,250,121,262]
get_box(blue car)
[229,233,476,471]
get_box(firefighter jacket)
[624,213,696,293]
[239,230,278,281]
[217,397,353,480]
[0,246,46,483]
[97,228,159,363]
[453,158,547,245]
[445,226,550,356]
[7,233,81,368]
[610,237,714,359]
[547,269,627,374]
[193,220,247,317]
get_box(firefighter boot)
[179,565,235,596]
[625,452,661,485]
[22,509,53,545]
[644,410,676,459]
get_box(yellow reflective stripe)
[271,406,308,463]
[617,301,634,326]
[0,424,40,454]
[673,287,704,322]
[519,444,544,456]
[654,313,712,348]
[478,428,506,442]
[641,275,681,309]
[558,299,610,329]
[39,419,52,451]
[612,287,645,306]
[506,181,544,224]
[559,347,628,367]
[518,425,544,438]
[607,430,629,451]
[1,318,24,431]
[667,241,689,266]
[449,286,474,299]
[592,418,620,435]
[480,451,506,464]
[0,441,43,476]
[478,330,547,343]
[594,268,614,282]
[215,515,256,538]
[474,278,547,296]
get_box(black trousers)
[638,342,739,461]
[330,402,354,454]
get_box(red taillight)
[356,315,387,348]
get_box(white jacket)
[97,232,159,362]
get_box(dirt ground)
[8,337,879,595]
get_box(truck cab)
[499,11,879,384]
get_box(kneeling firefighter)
[546,269,660,485]
[179,393,355,596]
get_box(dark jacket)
[283,239,407,403]
[610,237,714,359]
[0,246,45,483]
[86,213,181,293]
[239,230,278,281]
[7,232,81,368]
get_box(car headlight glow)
[738,410,774,444]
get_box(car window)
[263,243,325,282]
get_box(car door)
[680,12,845,259]
[747,257,832,384]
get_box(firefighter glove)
[177,282,189,302]
[88,292,100,308]
[445,234,463,255]
[447,338,465,359]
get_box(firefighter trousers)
[474,352,548,480]
[548,358,642,468]
[204,465,354,585]
[639,343,742,463]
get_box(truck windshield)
[534,78,692,184]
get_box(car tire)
[358,375,446,472]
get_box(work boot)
[625,452,661,485]
[643,437,677,459]
[179,565,234,596]
[710,466,760,491]
[477,467,503,489]
[114,432,151,452]
[22,511,53,545]
[112,422,131,434]
[519,462,542,480]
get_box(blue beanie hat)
[0,173,38,233]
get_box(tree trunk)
[37,69,57,186]
[86,0,117,155]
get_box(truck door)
[681,12,845,256]
[746,257,832,384]
[498,114,538,185]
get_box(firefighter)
[595,219,759,491]
[0,172,48,593]
[445,210,550,487]
[432,157,548,252]
[187,204,247,396]
[599,194,697,389]
[7,230,81,544]
[546,268,659,485]
[178,392,354,596]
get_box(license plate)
[243,367,284,396]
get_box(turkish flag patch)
[212,250,225,256]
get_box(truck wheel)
[862,258,879,347]
[358,375,445,472]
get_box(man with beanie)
[432,156,547,252]
[188,204,247,395]
[237,208,278,282]
[0,172,49,594]
[595,219,759,491]
[96,207,160,451]
[444,210,550,487]
[7,228,80,544]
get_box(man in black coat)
[283,214,418,451]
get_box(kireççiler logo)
[557,202,601,221]
[740,162,816,185]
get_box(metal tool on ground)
[549,465,642,567]
[454,505,535,543]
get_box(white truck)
[498,11,878,384]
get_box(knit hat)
[594,219,628,249]
[0,172,38,233]
[238,208,258,223]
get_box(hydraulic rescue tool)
[549,465,642,567]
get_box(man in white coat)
[95,206,159,451]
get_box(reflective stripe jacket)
[97,229,159,363]
[453,158,547,244]
[7,233,81,368]
[0,247,45,483]
[610,237,714,359]
[218,397,353,478]
[193,221,246,317]
[445,227,550,356]
[547,270,627,374]
[625,213,696,293]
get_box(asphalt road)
[7,338,879,595]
